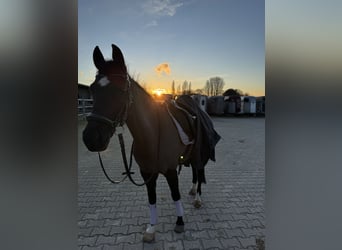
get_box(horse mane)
[128,75,153,99]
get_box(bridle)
[86,73,133,129]
[86,73,155,186]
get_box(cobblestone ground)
[78,117,265,250]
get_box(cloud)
[155,63,171,75]
[144,20,158,28]
[143,0,184,17]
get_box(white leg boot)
[143,204,157,242]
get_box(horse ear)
[112,44,126,70]
[93,46,105,69]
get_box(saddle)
[165,95,221,169]
[165,99,196,145]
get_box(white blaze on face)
[98,76,110,87]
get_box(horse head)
[83,44,131,152]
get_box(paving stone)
[128,225,145,234]
[79,227,93,237]
[131,210,148,217]
[164,240,184,250]
[81,207,98,214]
[232,214,249,221]
[163,223,177,232]
[91,227,111,236]
[212,221,231,230]
[184,222,198,231]
[123,242,144,250]
[96,235,115,245]
[238,236,257,248]
[158,216,172,224]
[143,241,164,250]
[188,230,210,240]
[116,211,132,219]
[78,236,98,246]
[207,229,227,238]
[121,217,138,226]
[78,220,88,227]
[87,219,105,227]
[110,225,129,235]
[115,234,136,244]
[201,239,223,249]
[102,243,124,250]
[104,219,121,227]
[183,240,203,250]
[229,220,247,229]
[137,217,148,226]
[100,213,117,219]
[225,228,245,238]
[250,219,264,228]
[220,237,241,248]
[157,230,173,241]
[197,221,215,230]
[82,245,103,250]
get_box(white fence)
[78,98,93,116]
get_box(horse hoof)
[142,232,155,243]
[174,224,185,233]
[193,200,202,208]
[189,188,196,196]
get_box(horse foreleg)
[165,169,185,233]
[141,172,158,243]
[174,200,185,233]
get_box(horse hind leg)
[193,181,202,208]
[141,171,158,243]
[193,168,205,209]
[189,165,197,196]
[165,168,185,233]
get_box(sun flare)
[152,88,166,96]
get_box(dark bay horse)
[83,44,215,242]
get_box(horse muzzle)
[82,123,113,152]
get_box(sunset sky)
[78,0,265,96]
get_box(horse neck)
[126,79,159,145]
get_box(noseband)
[86,74,133,130]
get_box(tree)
[222,88,247,96]
[176,84,181,95]
[171,80,175,96]
[204,80,210,96]
[211,77,225,96]
[204,77,225,96]
[182,80,188,95]
[236,89,244,96]
[223,88,240,96]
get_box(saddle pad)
[166,102,195,145]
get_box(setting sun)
[152,88,167,96]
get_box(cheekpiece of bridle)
[86,73,133,130]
